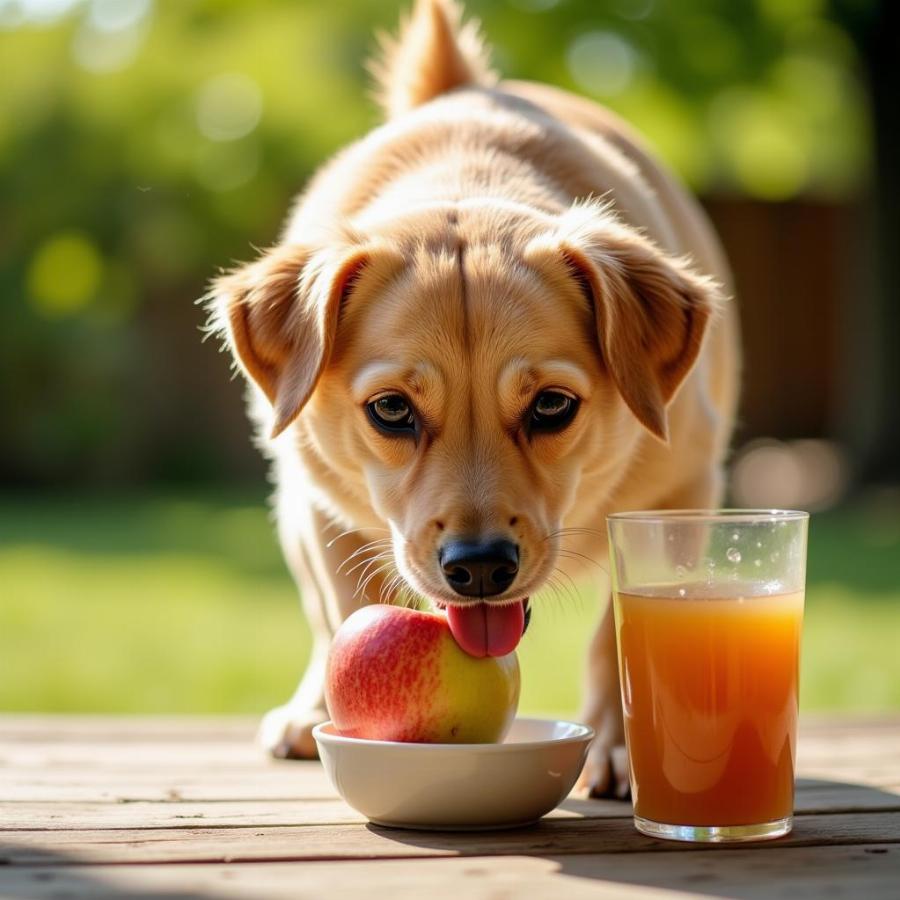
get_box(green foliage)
[2,491,898,714]
[0,0,875,483]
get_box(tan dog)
[210,0,739,797]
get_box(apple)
[325,605,520,743]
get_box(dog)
[209,0,739,798]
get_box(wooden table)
[1,716,898,898]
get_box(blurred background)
[1,0,897,717]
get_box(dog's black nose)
[439,538,519,597]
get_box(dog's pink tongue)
[446,600,525,658]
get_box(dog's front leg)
[259,499,391,759]
[578,597,630,798]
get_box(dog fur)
[209,0,739,797]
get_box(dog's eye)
[367,394,416,434]
[530,391,579,432]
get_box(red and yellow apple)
[325,605,520,743]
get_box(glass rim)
[607,508,809,525]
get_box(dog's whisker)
[379,570,406,605]
[345,536,394,552]
[389,581,407,606]
[556,548,609,574]
[537,573,561,600]
[362,568,396,603]
[337,547,374,575]
[356,560,395,600]
[338,549,392,578]
[542,527,607,542]
[326,526,390,549]
[343,547,393,578]
[326,527,380,549]
[548,578,572,621]
[555,548,594,563]
[344,553,384,581]
[356,551,393,581]
[377,572,396,604]
[545,575,572,610]
[546,566,582,609]
[538,575,560,606]
[401,583,423,610]
[336,539,393,574]
[538,576,570,621]
[352,554,394,593]
[392,578,412,607]
[401,581,417,608]
[558,526,607,537]
[351,554,394,598]
[556,566,583,604]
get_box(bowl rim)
[312,716,594,752]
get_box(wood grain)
[1,715,898,900]
[1,812,899,866]
[1,780,898,832]
[0,765,336,802]
[0,846,897,899]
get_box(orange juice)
[615,585,803,826]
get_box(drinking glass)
[607,509,809,842]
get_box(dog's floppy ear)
[211,242,371,438]
[525,205,722,442]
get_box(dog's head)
[211,200,720,655]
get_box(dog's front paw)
[258,705,328,759]
[579,736,630,799]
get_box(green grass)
[1,489,899,716]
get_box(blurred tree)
[0,0,879,485]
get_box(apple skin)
[325,605,520,743]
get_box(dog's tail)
[368,0,497,120]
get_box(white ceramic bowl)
[313,717,593,830]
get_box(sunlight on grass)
[0,546,309,713]
[1,492,898,716]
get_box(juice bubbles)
[614,585,804,827]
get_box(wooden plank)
[0,811,898,865]
[0,762,338,802]
[0,799,365,830]
[0,764,314,786]
[0,742,265,769]
[794,764,900,787]
[797,736,900,765]
[5,735,900,770]
[0,780,334,803]
[2,714,897,744]
[2,718,898,793]
[4,764,900,805]
[0,798,623,831]
[2,727,898,773]
[0,846,897,899]
[792,780,900,814]
[550,843,900,900]
[3,724,899,785]
[0,716,257,742]
[0,763,900,808]
[1,781,898,831]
